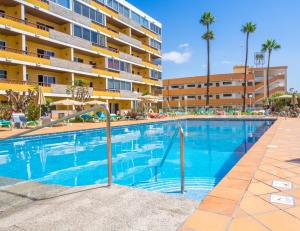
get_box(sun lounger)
[0,119,12,130]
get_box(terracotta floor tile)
[239,196,278,215]
[217,178,250,190]
[264,168,298,179]
[255,210,300,231]
[181,210,229,231]
[209,186,246,202]
[228,216,269,231]
[233,208,249,218]
[288,176,300,185]
[248,182,279,195]
[286,206,300,217]
[226,169,253,181]
[198,196,237,216]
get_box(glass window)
[90,9,96,21]
[107,0,113,8]
[74,24,82,38]
[114,80,120,89]
[83,28,90,40]
[0,70,7,79]
[82,4,89,18]
[91,31,98,44]
[74,1,81,14]
[99,34,106,47]
[108,79,114,89]
[131,12,140,24]
[142,18,149,28]
[96,12,104,25]
[123,7,129,18]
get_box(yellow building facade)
[0,0,163,113]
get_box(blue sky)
[127,0,300,90]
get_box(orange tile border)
[180,118,300,230]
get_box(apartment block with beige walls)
[163,66,287,110]
[0,0,163,113]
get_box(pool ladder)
[155,127,185,194]
[1,104,113,187]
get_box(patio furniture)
[0,119,12,130]
[12,113,27,128]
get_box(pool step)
[134,177,218,193]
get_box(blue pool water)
[0,119,274,200]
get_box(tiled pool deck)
[0,116,300,230]
[181,117,300,231]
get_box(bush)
[27,103,40,121]
[0,104,12,120]
[69,117,84,123]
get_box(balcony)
[120,71,143,82]
[119,52,142,64]
[48,1,91,26]
[92,67,120,78]
[50,57,92,73]
[49,30,92,50]
[120,90,142,99]
[142,61,161,70]
[93,88,120,98]
[140,26,162,41]
[143,78,161,86]
[91,1,119,18]
[118,15,142,31]
[119,33,142,47]
[0,79,51,93]
[142,44,161,56]
[51,83,93,95]
[25,0,49,10]
[92,43,120,58]
[0,12,50,37]
[0,46,51,65]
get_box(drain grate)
[272,180,292,190]
[270,194,294,206]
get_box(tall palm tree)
[200,12,215,108]
[261,39,281,98]
[241,22,256,112]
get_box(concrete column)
[105,79,108,89]
[21,34,26,51]
[22,65,27,82]
[20,4,25,20]
[71,73,75,86]
[70,47,74,61]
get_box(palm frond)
[200,12,215,26]
[202,31,215,40]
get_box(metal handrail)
[154,125,185,194]
[1,104,113,186]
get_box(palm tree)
[261,39,281,98]
[200,12,215,108]
[241,22,256,112]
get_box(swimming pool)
[0,119,274,200]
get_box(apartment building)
[163,66,287,110]
[0,0,163,114]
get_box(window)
[0,70,7,79]
[73,24,106,47]
[187,84,195,88]
[74,57,84,63]
[0,40,6,49]
[142,18,149,28]
[107,58,120,70]
[198,84,201,88]
[120,62,131,73]
[216,95,220,99]
[171,96,179,100]
[150,70,162,79]
[73,1,105,25]
[108,79,131,91]
[223,93,232,97]
[204,83,213,86]
[150,23,162,35]
[216,82,220,87]
[187,96,196,99]
[171,85,179,89]
[247,82,253,86]
[37,49,55,58]
[150,39,161,50]
[198,96,201,100]
[38,75,56,86]
[131,11,140,24]
[223,81,232,85]
[49,0,70,9]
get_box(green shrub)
[69,117,84,123]
[27,103,40,121]
[0,104,12,120]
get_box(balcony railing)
[119,52,142,64]
[92,43,119,54]
[0,46,50,59]
[0,12,50,31]
[120,71,143,82]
